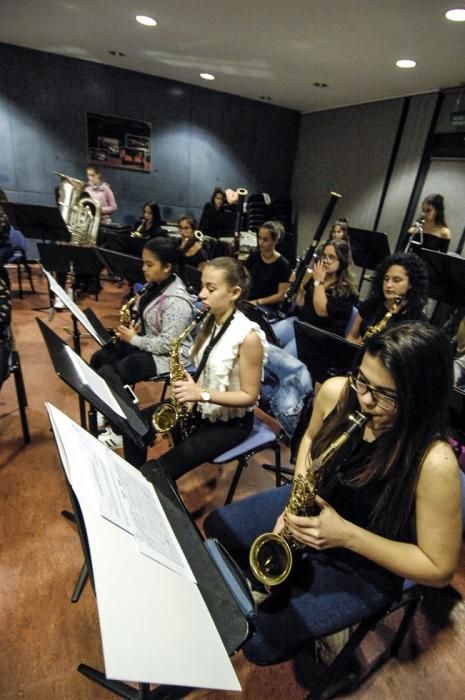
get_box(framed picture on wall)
[86,112,151,172]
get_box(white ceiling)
[1,0,465,113]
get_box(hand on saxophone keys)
[172,371,198,404]
[283,495,347,550]
[117,321,139,343]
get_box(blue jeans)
[204,486,399,665]
[272,317,298,357]
[263,344,312,438]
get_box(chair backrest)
[239,300,280,346]
[9,226,27,252]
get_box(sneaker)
[96,412,107,430]
[53,296,66,310]
[98,427,123,450]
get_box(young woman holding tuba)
[203,322,462,665]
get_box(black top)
[199,202,236,238]
[246,251,291,303]
[419,233,450,254]
[318,435,413,595]
[358,298,427,337]
[298,282,357,337]
[183,247,207,270]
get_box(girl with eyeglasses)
[203,322,462,665]
[273,239,358,356]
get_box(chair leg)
[306,592,421,700]
[274,444,281,486]
[24,260,36,293]
[17,262,23,299]
[224,458,247,505]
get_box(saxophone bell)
[249,411,368,587]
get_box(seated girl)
[245,221,291,318]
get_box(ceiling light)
[200,73,215,81]
[445,8,465,21]
[108,50,126,57]
[396,59,416,69]
[313,82,328,88]
[136,15,157,27]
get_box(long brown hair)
[311,322,453,538]
[191,257,250,356]
[319,239,357,297]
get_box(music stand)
[294,321,361,385]
[3,202,70,243]
[37,318,148,448]
[348,228,391,291]
[94,247,144,284]
[415,249,465,306]
[100,229,146,258]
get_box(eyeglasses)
[348,373,398,412]
[321,253,338,262]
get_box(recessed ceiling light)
[445,8,465,21]
[108,50,126,57]
[313,82,328,88]
[136,15,157,27]
[396,59,416,69]
[200,73,215,81]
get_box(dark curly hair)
[368,252,429,318]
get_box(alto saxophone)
[152,308,208,443]
[111,285,147,342]
[249,411,368,587]
[361,295,402,344]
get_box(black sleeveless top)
[316,435,415,596]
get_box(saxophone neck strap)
[195,310,235,380]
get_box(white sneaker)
[53,296,66,310]
[98,427,123,450]
[96,412,107,430]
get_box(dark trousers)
[204,486,400,665]
[91,342,157,385]
[140,411,254,479]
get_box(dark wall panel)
[0,42,299,225]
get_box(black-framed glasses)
[348,372,398,412]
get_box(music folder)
[37,318,148,448]
[41,267,112,346]
[295,320,361,384]
[46,403,243,691]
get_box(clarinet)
[279,191,341,315]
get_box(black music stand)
[37,318,148,446]
[349,228,391,291]
[76,464,251,699]
[2,202,70,243]
[415,249,465,306]
[94,247,144,285]
[294,321,361,385]
[100,229,146,257]
[37,242,103,299]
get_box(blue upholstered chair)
[213,415,281,505]
[8,227,35,298]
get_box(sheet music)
[41,267,106,345]
[62,345,125,418]
[45,403,195,581]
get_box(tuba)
[152,308,208,443]
[249,411,368,587]
[55,172,101,246]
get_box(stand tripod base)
[78,664,192,699]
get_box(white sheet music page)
[41,266,105,345]
[45,403,195,582]
[61,344,125,418]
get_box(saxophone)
[152,308,208,443]
[111,285,147,342]
[361,295,403,345]
[249,411,368,587]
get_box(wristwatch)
[313,279,321,287]
[200,390,211,403]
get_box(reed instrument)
[279,191,341,315]
[55,172,102,246]
[225,188,248,256]
[361,295,402,344]
[131,219,146,238]
[152,308,208,443]
[249,411,368,587]
[405,217,424,252]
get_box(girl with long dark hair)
[347,251,428,344]
[408,193,451,253]
[204,322,462,665]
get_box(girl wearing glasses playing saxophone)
[204,322,462,665]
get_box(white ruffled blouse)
[192,310,268,422]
